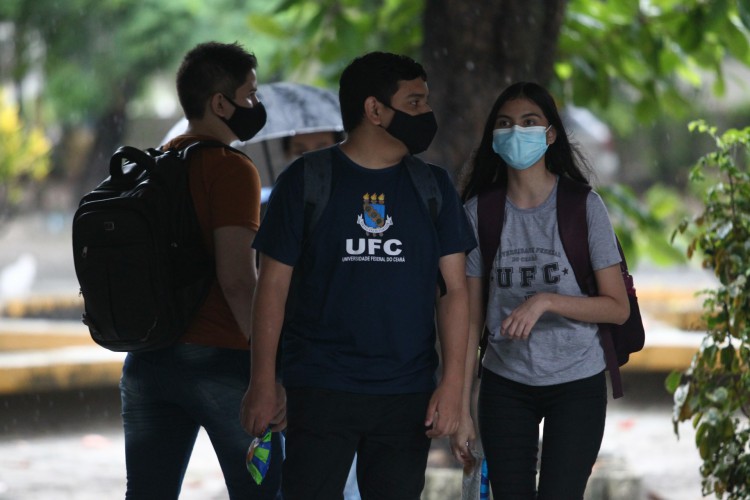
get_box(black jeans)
[282,387,432,500]
[478,370,607,500]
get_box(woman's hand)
[501,292,550,340]
[450,412,477,471]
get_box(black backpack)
[476,175,645,398]
[72,141,244,352]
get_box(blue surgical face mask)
[492,125,551,170]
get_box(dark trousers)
[478,370,607,500]
[282,387,432,500]
[120,344,283,500]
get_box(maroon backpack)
[476,175,644,398]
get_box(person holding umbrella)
[242,51,476,499]
[281,131,344,160]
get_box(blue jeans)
[478,370,606,500]
[120,344,282,499]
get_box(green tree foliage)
[248,0,750,125]
[559,0,750,128]
[0,0,198,122]
[667,121,750,499]
[0,0,274,198]
[2,0,748,187]
[247,0,424,85]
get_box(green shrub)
[667,120,750,499]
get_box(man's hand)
[424,380,462,439]
[241,380,287,437]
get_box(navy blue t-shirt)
[253,147,476,394]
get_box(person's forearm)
[463,277,485,409]
[436,287,470,388]
[250,257,292,384]
[461,277,484,411]
[542,264,630,325]
[250,288,284,384]
[214,228,258,342]
[461,325,481,410]
[221,273,256,342]
[538,292,629,326]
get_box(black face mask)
[384,106,438,155]
[221,95,267,142]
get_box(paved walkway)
[0,373,716,500]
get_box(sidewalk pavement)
[0,372,715,500]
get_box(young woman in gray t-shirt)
[451,82,629,500]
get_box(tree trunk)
[421,0,568,177]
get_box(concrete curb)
[0,319,124,394]
[0,313,704,396]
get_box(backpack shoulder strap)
[403,155,447,296]
[173,140,250,161]
[556,175,594,294]
[557,175,627,398]
[475,183,506,377]
[403,155,442,225]
[301,146,335,241]
[477,184,506,281]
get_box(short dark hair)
[338,52,427,132]
[176,42,258,120]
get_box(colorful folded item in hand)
[246,427,272,485]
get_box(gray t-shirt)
[465,177,621,386]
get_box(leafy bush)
[667,120,750,499]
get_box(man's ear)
[363,96,385,126]
[210,93,231,119]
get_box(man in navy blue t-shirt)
[242,51,476,499]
